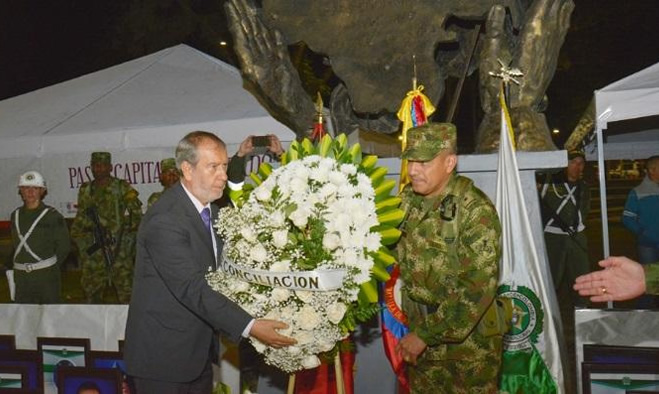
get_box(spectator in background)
[218,134,285,208]
[147,158,179,209]
[539,150,590,307]
[10,171,70,303]
[622,155,659,308]
[71,152,142,304]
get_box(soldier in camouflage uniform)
[147,158,179,209]
[10,171,71,303]
[539,150,590,307]
[71,152,143,303]
[395,123,503,393]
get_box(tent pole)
[595,124,613,309]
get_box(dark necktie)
[201,207,212,234]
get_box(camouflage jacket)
[71,177,142,249]
[647,264,659,295]
[397,174,502,347]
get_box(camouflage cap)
[160,158,177,173]
[91,151,112,164]
[402,122,457,161]
[567,149,585,161]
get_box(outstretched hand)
[573,256,646,302]
[249,319,297,348]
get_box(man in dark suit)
[124,131,295,393]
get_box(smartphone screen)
[252,136,269,147]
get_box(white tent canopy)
[586,61,659,160]
[0,44,295,218]
[591,61,659,257]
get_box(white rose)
[289,208,309,229]
[287,346,301,355]
[250,244,268,263]
[271,288,291,303]
[296,290,313,303]
[270,260,291,272]
[318,340,335,352]
[298,306,321,330]
[322,233,341,251]
[254,186,272,202]
[272,229,289,248]
[295,330,314,345]
[230,280,250,293]
[271,211,286,227]
[240,227,257,243]
[326,302,347,324]
[302,355,321,369]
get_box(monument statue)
[226,0,574,153]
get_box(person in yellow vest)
[10,171,70,303]
[147,158,180,209]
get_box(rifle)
[85,206,120,302]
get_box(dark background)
[1,0,659,147]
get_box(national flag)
[495,85,566,393]
[396,84,435,191]
[380,264,410,393]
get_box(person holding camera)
[218,134,285,206]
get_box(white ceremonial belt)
[14,256,57,273]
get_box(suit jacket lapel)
[173,184,215,263]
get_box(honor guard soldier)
[539,149,590,307]
[395,123,508,393]
[10,171,71,303]
[71,152,143,303]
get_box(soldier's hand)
[250,319,297,348]
[395,332,427,365]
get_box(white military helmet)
[18,171,47,188]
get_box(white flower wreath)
[207,135,403,373]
